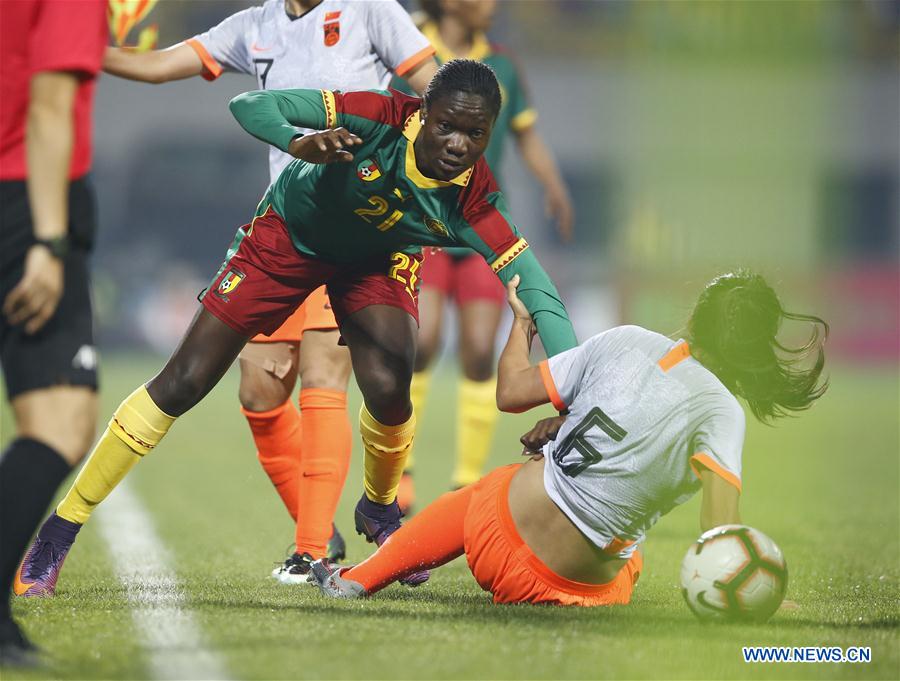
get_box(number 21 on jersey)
[355,195,403,232]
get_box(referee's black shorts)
[0,177,99,400]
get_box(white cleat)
[270,552,314,585]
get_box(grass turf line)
[4,354,898,680]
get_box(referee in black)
[0,0,108,665]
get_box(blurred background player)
[86,0,437,581]
[0,0,107,663]
[392,0,574,511]
[310,271,829,605]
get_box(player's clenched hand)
[506,274,532,321]
[520,415,566,459]
[3,244,64,334]
[288,128,362,164]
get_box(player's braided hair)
[688,270,829,422]
[423,59,502,121]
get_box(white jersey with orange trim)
[539,325,745,559]
[187,0,433,183]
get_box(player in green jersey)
[392,0,575,510]
[23,60,576,585]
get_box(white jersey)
[187,0,433,182]
[540,326,745,559]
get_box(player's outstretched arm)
[698,469,741,532]
[495,248,577,357]
[103,44,203,84]
[230,89,358,154]
[496,276,551,413]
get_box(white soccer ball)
[680,524,788,623]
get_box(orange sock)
[295,389,352,558]
[343,484,474,593]
[242,402,303,522]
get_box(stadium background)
[3,1,898,679]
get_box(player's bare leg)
[452,299,504,488]
[146,309,249,415]
[340,305,429,585]
[17,309,248,596]
[401,286,446,514]
[12,387,97,467]
[238,342,299,413]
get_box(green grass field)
[3,354,898,680]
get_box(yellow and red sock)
[343,484,473,593]
[242,401,302,522]
[57,386,174,525]
[295,389,351,558]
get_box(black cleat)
[354,494,429,586]
[327,523,346,562]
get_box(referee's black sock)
[0,438,71,619]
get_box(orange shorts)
[463,464,643,606]
[250,285,337,343]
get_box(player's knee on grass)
[13,386,98,465]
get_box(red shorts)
[463,465,643,606]
[250,286,336,343]
[421,248,505,305]
[203,207,421,337]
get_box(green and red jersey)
[229,87,575,355]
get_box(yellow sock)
[360,404,416,505]
[57,386,175,524]
[405,370,432,472]
[452,377,500,487]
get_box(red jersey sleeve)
[458,160,523,260]
[336,88,421,130]
[28,0,107,77]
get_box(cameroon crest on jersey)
[216,268,245,301]
[357,159,381,182]
[424,216,448,237]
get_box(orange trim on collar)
[539,360,566,411]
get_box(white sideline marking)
[95,482,232,681]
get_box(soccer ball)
[680,524,788,623]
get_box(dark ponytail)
[688,271,829,422]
